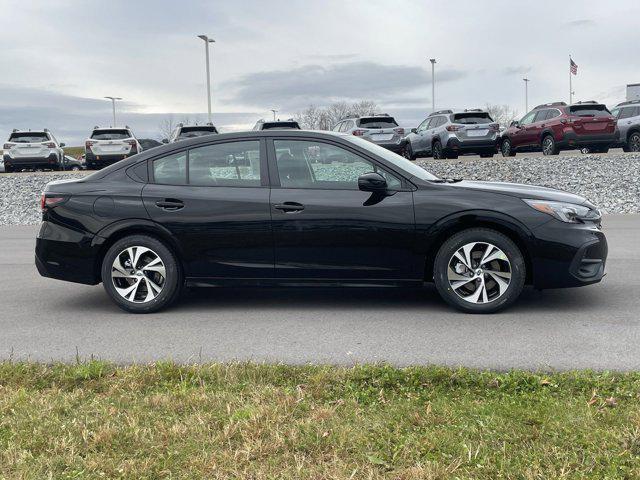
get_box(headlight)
[523,199,600,223]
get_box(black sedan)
[36,130,607,314]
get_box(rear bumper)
[35,221,101,285]
[85,151,134,168]
[371,138,407,153]
[4,153,60,169]
[444,137,499,154]
[530,220,607,289]
[556,131,619,149]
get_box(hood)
[449,180,591,206]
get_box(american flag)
[570,58,578,75]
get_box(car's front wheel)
[501,139,516,157]
[101,235,182,313]
[627,133,640,152]
[403,143,415,160]
[433,228,526,313]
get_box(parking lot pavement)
[1,215,638,370]
[416,147,629,162]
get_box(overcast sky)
[0,0,638,144]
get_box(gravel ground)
[0,153,638,225]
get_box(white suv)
[3,129,65,172]
[85,127,142,170]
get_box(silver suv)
[332,114,406,153]
[3,129,65,172]
[404,109,499,159]
[168,123,219,143]
[610,100,640,152]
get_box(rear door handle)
[274,202,305,213]
[155,199,184,211]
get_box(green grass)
[63,146,84,158]
[1,362,639,479]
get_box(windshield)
[9,132,49,143]
[357,117,398,129]
[569,105,611,117]
[452,113,493,124]
[344,135,439,181]
[91,129,131,140]
[178,127,218,138]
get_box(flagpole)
[569,55,573,105]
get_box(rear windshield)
[569,105,611,117]
[91,129,131,140]
[177,126,218,139]
[357,117,398,128]
[452,113,493,124]
[8,132,49,143]
[261,122,300,130]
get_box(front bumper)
[530,219,607,289]
[556,131,619,149]
[35,221,101,285]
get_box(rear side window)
[452,113,493,124]
[91,129,131,140]
[357,117,398,128]
[569,105,611,117]
[153,151,187,185]
[8,132,49,143]
[619,107,637,119]
[188,141,261,187]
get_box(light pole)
[270,109,278,121]
[523,78,530,112]
[104,96,122,127]
[430,59,436,112]
[197,34,215,123]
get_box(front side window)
[520,111,537,125]
[417,119,429,131]
[153,151,187,185]
[188,141,261,187]
[273,140,401,190]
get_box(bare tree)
[158,115,176,141]
[485,104,519,128]
[295,100,380,130]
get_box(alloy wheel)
[542,137,555,155]
[447,242,512,304]
[502,140,511,156]
[630,133,640,152]
[111,246,166,303]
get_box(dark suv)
[500,101,618,156]
[253,119,301,130]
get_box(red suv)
[500,101,618,156]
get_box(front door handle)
[155,199,184,211]
[274,202,305,213]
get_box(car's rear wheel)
[101,235,181,313]
[628,133,640,152]
[433,228,526,314]
[541,135,559,156]
[501,139,516,157]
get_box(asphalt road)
[1,215,638,370]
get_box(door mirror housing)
[161,139,169,144]
[510,121,519,128]
[411,128,417,134]
[358,172,388,192]
[60,143,66,147]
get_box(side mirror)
[358,172,387,192]
[60,143,66,147]
[510,121,520,128]
[411,128,417,134]
[162,139,169,144]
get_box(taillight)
[393,127,405,136]
[40,194,66,211]
[561,117,577,125]
[126,139,138,152]
[85,140,97,150]
[3,143,15,149]
[352,130,367,136]
[43,142,56,148]
[446,125,462,132]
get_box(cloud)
[564,19,595,27]
[502,66,532,75]
[221,61,466,110]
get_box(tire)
[628,132,640,152]
[432,141,444,159]
[541,135,559,156]
[403,143,415,160]
[433,228,526,314]
[501,139,516,157]
[101,235,182,313]
[580,147,590,154]
[71,166,80,171]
